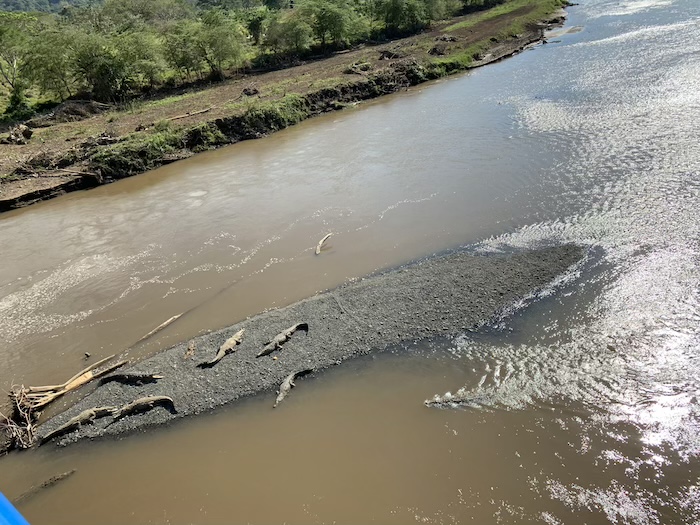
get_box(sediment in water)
[37,244,584,446]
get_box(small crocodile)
[99,373,163,386]
[110,396,177,423]
[13,469,77,504]
[198,328,245,368]
[256,323,309,358]
[39,406,115,446]
[183,340,197,360]
[274,369,313,408]
[315,233,333,255]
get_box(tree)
[101,0,194,30]
[196,10,247,79]
[462,0,506,10]
[26,28,78,100]
[71,31,132,101]
[379,0,429,35]
[264,9,313,54]
[242,6,269,45]
[299,0,359,48]
[115,30,167,88]
[163,19,205,80]
[421,0,461,21]
[0,12,36,92]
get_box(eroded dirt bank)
[37,244,583,446]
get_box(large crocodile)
[198,328,245,368]
[99,373,163,386]
[110,396,177,424]
[257,323,308,358]
[39,407,115,445]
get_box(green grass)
[240,93,310,131]
[307,76,347,90]
[445,0,566,32]
[433,0,566,75]
[88,93,312,177]
[224,99,248,112]
[139,91,200,110]
[89,128,185,179]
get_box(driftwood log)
[135,313,182,345]
[166,107,214,122]
[17,356,128,410]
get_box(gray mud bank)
[38,244,583,446]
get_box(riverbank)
[0,0,567,212]
[35,244,584,446]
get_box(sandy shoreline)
[37,243,584,446]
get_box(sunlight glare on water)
[1,0,700,523]
[426,1,700,522]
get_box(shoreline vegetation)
[0,0,568,212]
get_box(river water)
[2,0,700,523]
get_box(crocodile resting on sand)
[257,323,309,358]
[110,396,177,424]
[39,406,115,445]
[198,329,245,368]
[99,373,164,386]
[110,396,177,425]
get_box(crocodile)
[39,406,115,446]
[315,233,333,255]
[256,323,309,358]
[110,396,177,423]
[99,373,163,386]
[183,340,197,359]
[13,469,77,504]
[198,328,245,368]
[273,369,314,408]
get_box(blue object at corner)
[0,492,29,525]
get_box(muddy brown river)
[2,0,700,523]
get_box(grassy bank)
[0,0,568,210]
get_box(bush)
[3,84,35,122]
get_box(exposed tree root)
[1,355,128,452]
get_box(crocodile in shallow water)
[274,369,314,408]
